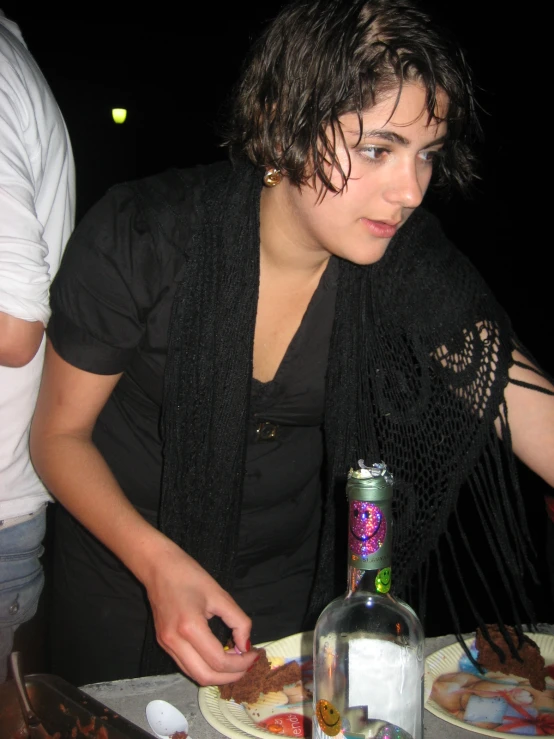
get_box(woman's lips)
[361,218,399,239]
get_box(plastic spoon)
[145,699,190,739]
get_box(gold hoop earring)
[263,168,282,187]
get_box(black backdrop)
[3,4,551,626]
[2,8,543,360]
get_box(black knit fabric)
[138,160,552,676]
[140,162,261,674]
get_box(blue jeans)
[0,507,46,682]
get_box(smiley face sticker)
[315,699,342,736]
[348,500,387,557]
[375,566,392,593]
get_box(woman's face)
[273,83,448,266]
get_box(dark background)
[2,5,541,357]
[3,3,551,671]
[1,7,542,362]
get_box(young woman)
[30,0,554,687]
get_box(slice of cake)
[218,648,302,704]
[219,649,271,703]
[476,624,547,691]
[262,658,302,693]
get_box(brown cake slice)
[262,658,302,693]
[219,648,271,703]
[476,624,547,691]
[218,648,302,704]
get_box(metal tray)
[0,673,152,738]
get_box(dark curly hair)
[225,0,481,194]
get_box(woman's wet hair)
[225,0,481,194]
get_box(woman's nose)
[383,163,425,209]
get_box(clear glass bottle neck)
[347,563,390,596]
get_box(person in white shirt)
[0,10,75,681]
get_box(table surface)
[81,629,554,739]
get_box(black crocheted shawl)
[138,160,551,676]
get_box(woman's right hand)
[139,536,260,686]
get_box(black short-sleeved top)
[47,179,337,633]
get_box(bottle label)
[348,499,391,571]
[348,639,420,735]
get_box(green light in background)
[112,108,127,124]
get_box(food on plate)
[218,648,302,705]
[430,627,554,731]
[219,648,270,703]
[216,644,314,738]
[261,658,302,694]
[476,624,547,691]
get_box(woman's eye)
[361,146,389,161]
[420,149,443,164]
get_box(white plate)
[199,632,313,739]
[424,633,554,737]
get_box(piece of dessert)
[262,659,302,693]
[219,648,302,704]
[219,649,271,704]
[476,624,547,691]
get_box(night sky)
[3,5,551,620]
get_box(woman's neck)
[259,182,330,278]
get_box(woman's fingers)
[146,549,256,685]
[156,615,259,686]
[231,623,253,655]
[211,591,253,656]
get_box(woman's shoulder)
[371,208,505,330]
[58,161,232,291]
[105,160,232,258]
[383,207,474,277]
[121,161,230,216]
[50,164,232,329]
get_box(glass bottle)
[312,461,424,739]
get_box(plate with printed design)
[424,633,554,737]
[199,632,314,739]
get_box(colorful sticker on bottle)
[349,500,387,556]
[375,566,391,593]
[315,699,342,736]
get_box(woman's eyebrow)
[359,130,411,144]
[348,129,447,148]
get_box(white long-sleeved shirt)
[0,12,75,519]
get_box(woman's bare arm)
[30,339,257,685]
[498,349,554,488]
